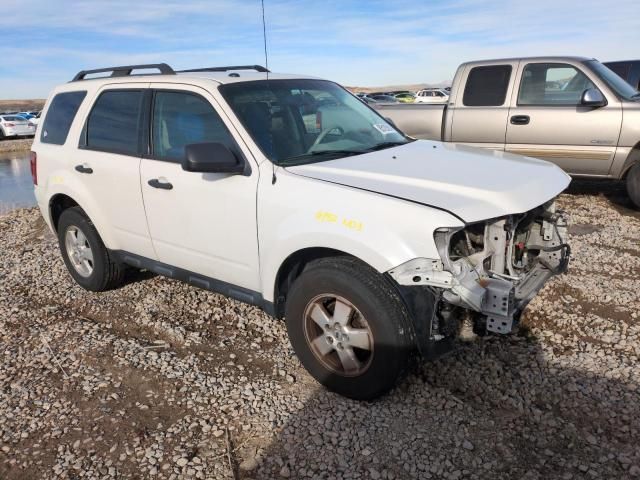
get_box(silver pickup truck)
[374,56,640,207]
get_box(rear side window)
[151,91,237,162]
[86,90,144,155]
[41,91,86,145]
[463,65,512,107]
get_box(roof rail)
[71,63,175,82]
[177,65,270,73]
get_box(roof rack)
[71,63,175,82]
[177,65,270,73]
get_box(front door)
[505,62,622,176]
[140,85,261,291]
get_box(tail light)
[5,122,15,127]
[30,151,37,185]
[28,122,35,127]
[315,111,322,131]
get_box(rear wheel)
[626,163,640,209]
[285,257,414,400]
[57,207,125,291]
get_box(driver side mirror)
[581,88,607,108]
[182,142,246,175]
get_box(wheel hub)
[303,294,374,377]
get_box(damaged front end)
[389,201,569,341]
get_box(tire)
[626,163,640,209]
[0,129,5,140]
[285,257,415,400]
[57,207,125,292]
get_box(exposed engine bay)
[389,201,569,337]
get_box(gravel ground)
[0,139,33,154]
[1,181,638,480]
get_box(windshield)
[219,79,409,166]
[586,60,639,101]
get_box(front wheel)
[626,163,640,209]
[285,257,415,400]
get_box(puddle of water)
[0,151,36,215]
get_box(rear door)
[140,84,261,291]
[505,61,622,175]
[448,61,518,150]
[74,84,156,258]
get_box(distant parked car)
[359,96,378,105]
[604,60,640,90]
[394,92,416,103]
[368,94,399,103]
[29,111,42,126]
[415,88,449,103]
[0,115,36,139]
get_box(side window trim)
[516,62,599,107]
[145,88,248,169]
[79,88,145,157]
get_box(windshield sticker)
[373,123,394,135]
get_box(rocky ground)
[0,139,33,154]
[0,181,638,480]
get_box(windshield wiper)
[365,141,409,152]
[280,150,365,166]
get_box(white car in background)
[0,115,36,139]
[415,88,449,103]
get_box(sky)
[1,0,639,99]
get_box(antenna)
[262,0,277,184]
[261,0,269,80]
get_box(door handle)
[510,115,530,125]
[148,178,173,190]
[74,164,93,174]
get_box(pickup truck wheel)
[57,207,125,292]
[626,163,640,209]
[285,257,414,400]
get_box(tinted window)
[463,65,512,106]
[152,91,237,162]
[605,62,631,81]
[41,91,86,145]
[518,63,596,106]
[86,90,143,155]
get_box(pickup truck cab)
[376,57,640,208]
[32,63,570,399]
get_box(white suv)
[32,64,571,399]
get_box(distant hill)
[0,99,46,112]
[346,81,451,94]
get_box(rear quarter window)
[41,91,87,145]
[463,65,512,107]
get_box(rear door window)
[41,91,87,145]
[86,90,144,155]
[463,65,512,106]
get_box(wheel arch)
[272,247,379,319]
[49,193,80,232]
[621,141,640,179]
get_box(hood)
[286,140,570,223]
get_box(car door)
[73,84,156,259]
[140,84,261,292]
[447,61,518,149]
[505,61,622,175]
